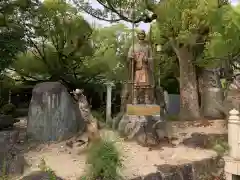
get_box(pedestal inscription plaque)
[126,104,160,116]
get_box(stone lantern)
[228,109,240,159]
[224,109,240,179]
[105,82,114,125]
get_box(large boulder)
[199,69,225,119]
[27,82,85,142]
[0,130,27,177]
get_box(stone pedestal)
[224,156,240,180]
[118,104,169,146]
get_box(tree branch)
[72,0,157,23]
[8,68,46,81]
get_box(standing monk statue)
[128,30,154,104]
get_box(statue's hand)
[128,55,135,61]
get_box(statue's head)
[73,89,84,97]
[137,30,146,41]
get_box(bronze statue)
[127,30,154,104]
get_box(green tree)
[91,23,132,83]
[150,22,179,94]
[203,4,240,76]
[0,0,28,71]
[12,0,94,88]
[0,0,33,101]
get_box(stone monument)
[200,68,224,119]
[28,82,85,142]
[118,30,168,146]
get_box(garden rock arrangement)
[7,115,226,180]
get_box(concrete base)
[224,156,240,180]
[118,114,169,146]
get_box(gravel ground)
[14,118,226,180]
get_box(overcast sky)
[82,0,240,32]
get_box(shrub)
[166,115,179,121]
[1,103,16,115]
[83,139,123,180]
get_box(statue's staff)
[131,23,135,104]
[131,2,135,104]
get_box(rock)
[182,133,227,149]
[130,157,220,180]
[223,89,240,114]
[201,88,225,119]
[112,112,124,130]
[21,171,64,180]
[118,115,168,146]
[27,82,85,142]
[223,74,240,115]
[0,130,26,177]
[200,69,225,119]
[0,114,19,129]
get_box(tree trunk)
[174,46,201,120]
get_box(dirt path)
[14,118,227,180]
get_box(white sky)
[82,0,240,32]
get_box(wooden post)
[106,82,113,125]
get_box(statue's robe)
[127,40,154,103]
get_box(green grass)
[209,137,229,156]
[81,139,123,180]
[166,114,179,121]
